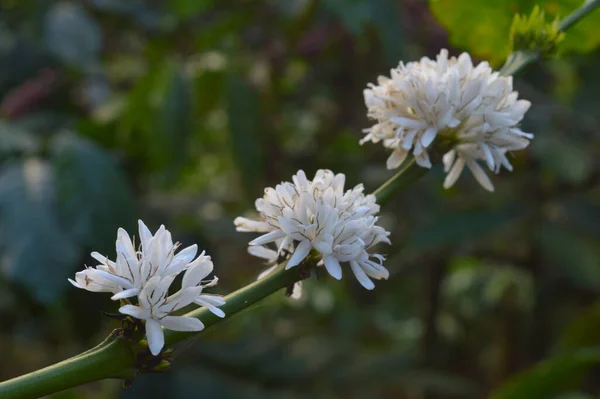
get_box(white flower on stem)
[69,220,202,300]
[70,220,226,356]
[119,260,222,356]
[362,48,533,191]
[235,170,391,292]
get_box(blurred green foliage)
[1,0,600,398]
[431,0,600,65]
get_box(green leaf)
[430,0,600,65]
[558,197,600,237]
[532,133,592,184]
[169,0,214,18]
[160,66,194,178]
[368,0,405,64]
[538,222,600,291]
[0,160,78,303]
[322,0,404,64]
[408,207,520,250]
[0,121,39,156]
[551,393,595,399]
[50,133,136,252]
[555,304,600,353]
[488,348,600,399]
[322,0,371,35]
[226,76,264,196]
[44,2,101,69]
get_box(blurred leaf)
[170,0,214,18]
[44,2,101,69]
[551,393,595,399]
[11,112,74,135]
[89,0,165,30]
[444,263,534,319]
[160,66,194,178]
[430,0,600,65]
[0,37,52,94]
[368,0,404,64]
[532,134,592,184]
[488,348,600,399]
[559,197,600,237]
[50,132,135,252]
[555,304,600,353]
[538,222,600,291]
[322,0,371,35]
[403,370,481,397]
[0,160,78,303]
[0,121,39,156]
[408,207,520,250]
[226,76,264,196]
[195,70,224,114]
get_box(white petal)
[350,260,375,290]
[443,150,456,173]
[119,304,150,320]
[286,239,312,269]
[160,316,205,331]
[182,259,214,288]
[90,269,132,290]
[323,256,342,280]
[467,160,494,192]
[196,293,226,307]
[195,297,226,318]
[386,149,408,169]
[138,220,153,251]
[248,246,278,262]
[481,144,495,170]
[145,319,165,356]
[117,228,136,260]
[390,116,427,129]
[249,230,287,246]
[111,288,140,301]
[166,244,198,275]
[234,217,272,233]
[68,278,82,289]
[420,127,438,148]
[90,252,115,269]
[291,282,303,299]
[443,157,466,189]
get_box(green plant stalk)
[499,0,600,76]
[559,0,600,32]
[372,159,427,206]
[164,263,300,344]
[0,334,136,399]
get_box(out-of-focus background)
[1,0,600,398]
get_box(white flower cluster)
[69,220,225,355]
[362,49,533,191]
[235,170,391,294]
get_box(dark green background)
[1,1,600,398]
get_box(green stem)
[558,0,600,32]
[0,334,135,399]
[164,263,300,345]
[499,0,600,77]
[372,159,428,205]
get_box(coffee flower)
[235,170,391,291]
[119,261,221,355]
[362,49,533,191]
[70,220,225,355]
